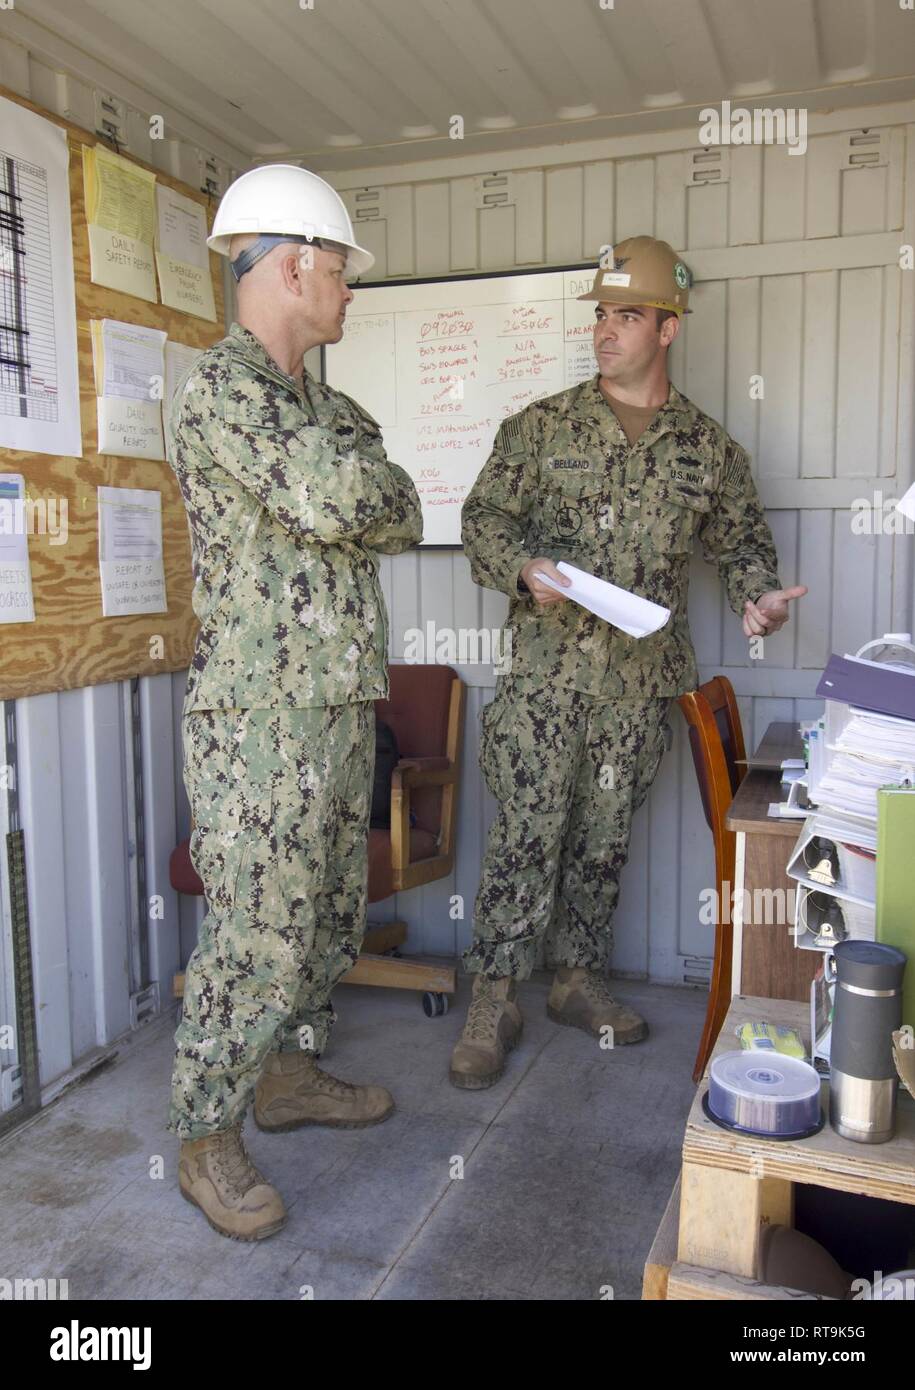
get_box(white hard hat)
[207,163,375,278]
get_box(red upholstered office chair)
[170,664,465,1010]
[677,676,747,1082]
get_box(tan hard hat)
[577,236,693,314]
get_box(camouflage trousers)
[463,675,671,979]
[169,701,373,1140]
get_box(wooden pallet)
[667,1264,834,1301]
[642,1174,680,1300]
[644,994,915,1299]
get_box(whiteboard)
[324,266,601,546]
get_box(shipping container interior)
[1,0,914,1312]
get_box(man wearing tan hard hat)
[452,234,806,1089]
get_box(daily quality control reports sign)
[325,268,602,547]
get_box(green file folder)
[876,786,915,1032]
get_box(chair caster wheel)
[422,991,448,1018]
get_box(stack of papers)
[815,750,914,821]
[533,561,670,638]
[802,807,878,854]
[789,647,915,956]
[91,319,167,460]
[812,652,915,820]
[91,319,166,401]
[834,706,915,764]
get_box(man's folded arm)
[461,417,537,596]
[173,368,403,544]
[348,421,423,552]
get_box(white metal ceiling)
[13,0,915,169]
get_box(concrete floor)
[0,969,706,1301]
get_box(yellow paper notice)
[85,145,156,241]
[83,145,158,301]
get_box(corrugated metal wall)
[163,119,915,980]
[320,122,915,981]
[2,70,914,1097]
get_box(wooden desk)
[726,767,819,1001]
[738,719,805,771]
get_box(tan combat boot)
[449,975,523,1089]
[253,1051,394,1132]
[178,1120,286,1241]
[547,966,648,1044]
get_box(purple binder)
[816,654,915,722]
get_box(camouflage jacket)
[462,376,780,698]
[167,322,422,711]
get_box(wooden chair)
[170,664,465,1010]
[344,663,465,1005]
[677,676,747,1082]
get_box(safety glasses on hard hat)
[230,233,356,282]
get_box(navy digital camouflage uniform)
[461,375,781,977]
[166,322,422,1140]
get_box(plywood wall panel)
[0,84,226,703]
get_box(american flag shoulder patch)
[723,446,749,492]
[501,416,524,450]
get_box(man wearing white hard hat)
[166,165,422,1241]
